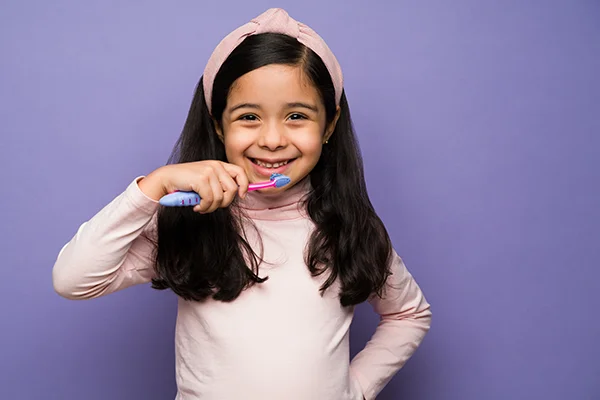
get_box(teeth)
[255,159,289,168]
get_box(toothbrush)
[159,173,292,207]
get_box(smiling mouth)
[250,158,296,169]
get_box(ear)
[323,106,341,144]
[213,117,224,143]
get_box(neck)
[238,177,311,220]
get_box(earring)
[324,139,329,144]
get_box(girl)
[53,8,431,400]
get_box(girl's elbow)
[52,264,81,300]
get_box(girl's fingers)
[193,171,222,214]
[204,173,225,214]
[222,162,249,198]
[215,167,239,208]
[183,162,250,214]
[192,173,213,213]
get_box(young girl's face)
[216,64,337,191]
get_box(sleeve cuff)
[123,176,160,215]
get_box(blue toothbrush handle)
[159,191,201,207]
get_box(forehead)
[228,64,321,106]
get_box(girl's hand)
[138,161,249,214]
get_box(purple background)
[1,1,599,399]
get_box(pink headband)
[202,8,344,114]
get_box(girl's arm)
[349,251,432,400]
[52,177,159,300]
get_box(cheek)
[296,134,324,158]
[223,130,252,160]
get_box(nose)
[257,121,287,151]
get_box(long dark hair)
[151,33,392,306]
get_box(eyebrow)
[228,103,261,113]
[228,102,319,113]
[286,102,319,112]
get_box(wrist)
[138,167,169,201]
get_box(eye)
[239,114,258,121]
[288,113,307,121]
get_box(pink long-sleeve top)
[53,177,431,400]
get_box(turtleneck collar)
[237,177,311,221]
